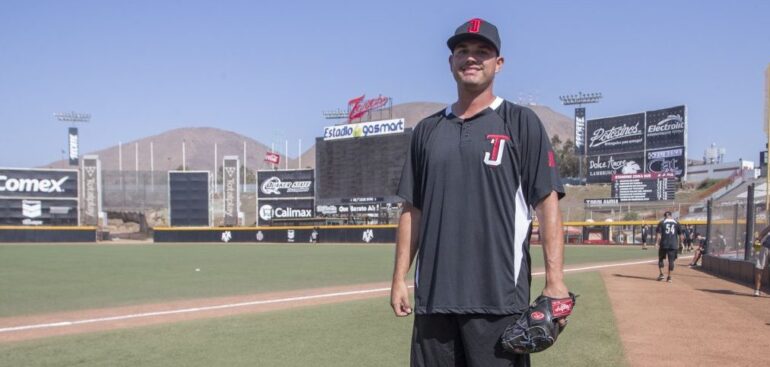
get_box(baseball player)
[655,211,682,282]
[390,18,571,366]
[753,226,770,296]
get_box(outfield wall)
[153,225,397,244]
[0,226,97,242]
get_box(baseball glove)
[500,292,577,354]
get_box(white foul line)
[0,257,674,334]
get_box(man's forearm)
[535,192,564,286]
[392,203,421,282]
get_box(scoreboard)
[315,130,411,204]
[611,173,677,202]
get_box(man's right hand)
[390,279,412,316]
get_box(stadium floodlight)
[54,111,91,122]
[559,92,603,183]
[322,109,348,120]
[559,92,603,106]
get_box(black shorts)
[411,314,530,367]
[658,248,678,263]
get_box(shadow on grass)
[696,289,757,298]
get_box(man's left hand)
[542,282,570,328]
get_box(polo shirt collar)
[445,96,504,118]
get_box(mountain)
[44,127,297,172]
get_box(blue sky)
[1,0,768,167]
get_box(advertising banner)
[222,156,239,226]
[583,198,620,208]
[0,198,79,225]
[257,169,314,199]
[323,118,405,141]
[257,198,314,226]
[316,203,381,215]
[81,156,101,226]
[168,171,210,226]
[587,151,645,183]
[0,168,79,199]
[263,152,280,165]
[645,106,686,149]
[586,113,645,156]
[574,107,586,155]
[646,146,686,178]
[68,127,79,166]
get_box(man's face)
[449,39,503,90]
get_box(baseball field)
[1,243,768,366]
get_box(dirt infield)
[603,259,770,367]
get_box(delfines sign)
[323,118,405,141]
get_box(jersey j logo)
[483,134,511,166]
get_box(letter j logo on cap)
[468,18,482,33]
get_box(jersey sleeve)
[519,108,565,206]
[656,222,663,235]
[397,124,424,210]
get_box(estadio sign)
[0,168,79,199]
[323,118,405,141]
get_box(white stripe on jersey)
[513,184,531,286]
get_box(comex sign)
[323,118,405,141]
[0,176,69,194]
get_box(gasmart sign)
[323,118,405,141]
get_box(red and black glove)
[500,292,577,354]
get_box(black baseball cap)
[447,18,501,55]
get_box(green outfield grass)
[0,243,655,317]
[0,271,625,367]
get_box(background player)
[656,211,682,282]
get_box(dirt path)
[603,260,770,367]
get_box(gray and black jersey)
[397,97,564,315]
[656,218,681,250]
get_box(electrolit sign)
[323,118,405,141]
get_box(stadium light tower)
[558,92,603,182]
[54,111,91,166]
